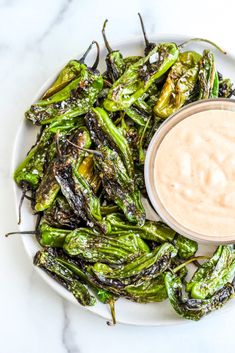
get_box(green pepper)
[57,257,115,304]
[100,205,120,215]
[59,257,117,323]
[85,107,134,178]
[165,271,234,321]
[14,128,53,189]
[42,61,85,100]
[198,50,217,99]
[63,228,149,264]
[102,19,126,83]
[42,42,99,99]
[138,13,156,55]
[44,195,80,229]
[34,248,96,306]
[154,51,201,118]
[103,42,179,112]
[125,98,152,126]
[106,213,176,243]
[91,242,177,287]
[218,73,234,98]
[187,245,235,299]
[26,43,103,125]
[94,146,145,226]
[35,127,91,211]
[37,221,70,247]
[174,234,198,260]
[14,116,80,190]
[211,71,219,98]
[125,274,167,303]
[54,159,109,233]
[125,257,189,304]
[124,56,142,67]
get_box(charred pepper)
[26,43,103,125]
[94,146,145,226]
[103,42,179,112]
[154,51,201,118]
[34,248,96,306]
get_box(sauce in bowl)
[155,109,235,237]
[145,99,235,243]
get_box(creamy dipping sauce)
[155,109,235,237]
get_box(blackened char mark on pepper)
[138,45,167,83]
[54,161,88,222]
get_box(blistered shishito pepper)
[63,228,149,264]
[94,146,145,226]
[26,43,103,125]
[218,72,234,97]
[57,256,117,323]
[198,50,218,99]
[14,116,79,190]
[186,246,235,299]
[174,234,198,260]
[125,274,168,303]
[212,71,219,98]
[42,42,99,99]
[165,271,235,321]
[154,51,201,118]
[37,220,70,247]
[85,107,134,178]
[14,128,53,189]
[102,19,126,83]
[42,62,85,100]
[54,159,109,233]
[34,248,96,306]
[44,195,80,229]
[125,98,152,126]
[186,246,223,296]
[35,127,91,211]
[106,213,176,243]
[138,13,156,55]
[103,42,179,112]
[57,257,115,304]
[91,243,177,287]
[124,56,142,68]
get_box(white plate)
[12,34,235,326]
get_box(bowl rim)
[144,98,235,244]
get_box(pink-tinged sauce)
[155,109,235,237]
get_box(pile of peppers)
[10,15,235,324]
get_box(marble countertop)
[1,0,235,352]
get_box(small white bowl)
[145,98,235,244]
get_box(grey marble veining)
[37,0,75,44]
[62,300,80,353]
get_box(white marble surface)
[2,0,235,352]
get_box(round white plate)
[12,34,235,325]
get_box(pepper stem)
[78,41,94,63]
[5,231,37,237]
[179,38,226,54]
[106,299,116,326]
[66,139,103,157]
[92,41,100,70]
[102,19,113,53]
[173,256,209,273]
[18,183,31,225]
[138,13,150,47]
